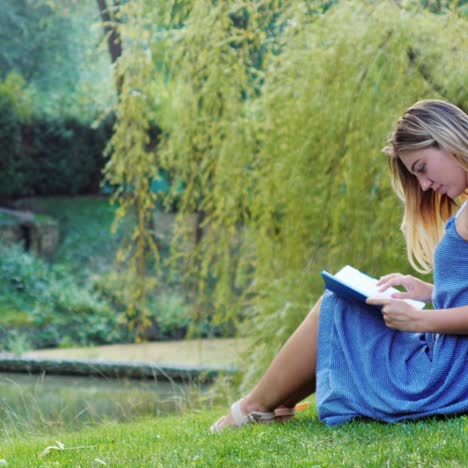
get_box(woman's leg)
[216,296,322,429]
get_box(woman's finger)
[389,291,411,299]
[376,273,401,285]
[366,297,392,306]
[377,275,405,291]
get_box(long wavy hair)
[384,99,468,273]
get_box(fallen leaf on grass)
[0,459,7,466]
[38,441,98,459]
[39,441,65,458]
[94,459,107,465]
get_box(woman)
[211,99,468,432]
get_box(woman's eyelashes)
[417,164,426,175]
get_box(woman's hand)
[376,273,433,303]
[365,297,427,332]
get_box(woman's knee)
[309,295,323,319]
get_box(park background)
[0,0,467,465]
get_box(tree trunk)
[96,0,123,93]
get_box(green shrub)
[0,72,114,201]
[152,293,192,337]
[0,246,128,350]
[0,243,228,350]
[92,272,220,341]
[0,244,50,300]
[0,73,29,202]
[3,330,31,355]
[15,115,114,198]
[31,277,126,348]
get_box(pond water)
[0,372,202,437]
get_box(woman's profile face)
[400,147,467,199]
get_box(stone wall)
[0,208,59,257]
[0,353,233,382]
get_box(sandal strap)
[274,401,310,417]
[274,407,295,417]
[230,400,275,427]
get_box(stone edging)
[0,354,236,383]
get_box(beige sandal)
[210,400,310,433]
[210,399,275,433]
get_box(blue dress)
[316,211,468,426]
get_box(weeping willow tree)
[104,0,467,383]
[102,2,160,338]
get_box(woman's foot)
[210,397,307,433]
[210,398,276,433]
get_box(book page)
[335,265,390,298]
[334,265,425,309]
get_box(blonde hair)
[384,99,468,273]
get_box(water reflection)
[0,372,199,437]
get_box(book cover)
[321,265,425,312]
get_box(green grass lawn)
[0,405,466,467]
[16,196,123,276]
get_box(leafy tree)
[0,73,30,202]
[0,0,114,119]
[105,0,467,385]
[102,1,161,339]
[96,0,124,93]
[0,0,73,85]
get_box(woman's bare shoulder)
[455,202,468,241]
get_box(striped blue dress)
[316,205,468,426]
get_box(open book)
[321,265,425,312]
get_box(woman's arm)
[365,297,468,335]
[422,306,468,334]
